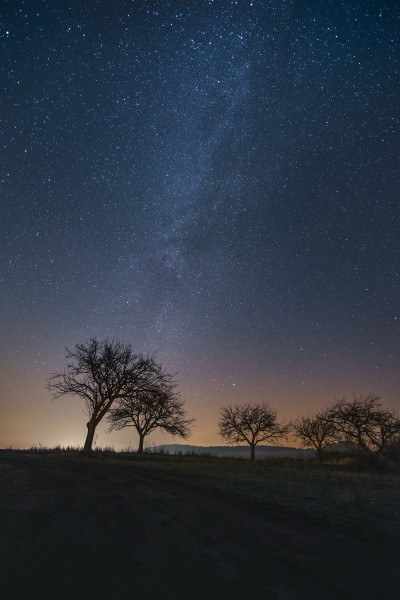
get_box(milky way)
[1,1,399,448]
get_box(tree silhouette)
[218,403,289,460]
[47,338,160,451]
[325,393,400,456]
[292,413,336,460]
[108,373,193,452]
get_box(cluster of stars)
[0,0,399,447]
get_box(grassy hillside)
[1,451,399,599]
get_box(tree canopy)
[324,394,400,456]
[292,413,336,459]
[108,373,193,452]
[47,338,163,451]
[218,402,290,460]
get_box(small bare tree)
[108,375,194,453]
[325,393,400,456]
[292,413,336,460]
[47,338,160,452]
[218,403,290,460]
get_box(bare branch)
[107,372,194,453]
[323,393,400,456]
[292,412,336,459]
[218,402,289,459]
[47,338,162,451]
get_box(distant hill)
[147,443,315,459]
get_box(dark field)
[1,452,399,600]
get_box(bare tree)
[292,413,336,460]
[47,338,160,452]
[325,393,400,456]
[108,375,193,452]
[218,403,290,460]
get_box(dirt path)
[0,453,398,599]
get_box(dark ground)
[0,451,399,600]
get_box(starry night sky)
[1,0,399,449]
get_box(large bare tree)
[47,338,160,451]
[325,393,400,456]
[292,413,336,460]
[108,374,193,452]
[218,402,290,460]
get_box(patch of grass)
[15,443,117,454]
[1,451,398,599]
[94,453,399,535]
[3,447,399,535]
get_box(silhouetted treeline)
[48,339,400,462]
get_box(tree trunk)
[137,434,145,454]
[83,420,96,452]
[250,443,255,460]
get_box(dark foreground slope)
[0,452,399,600]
